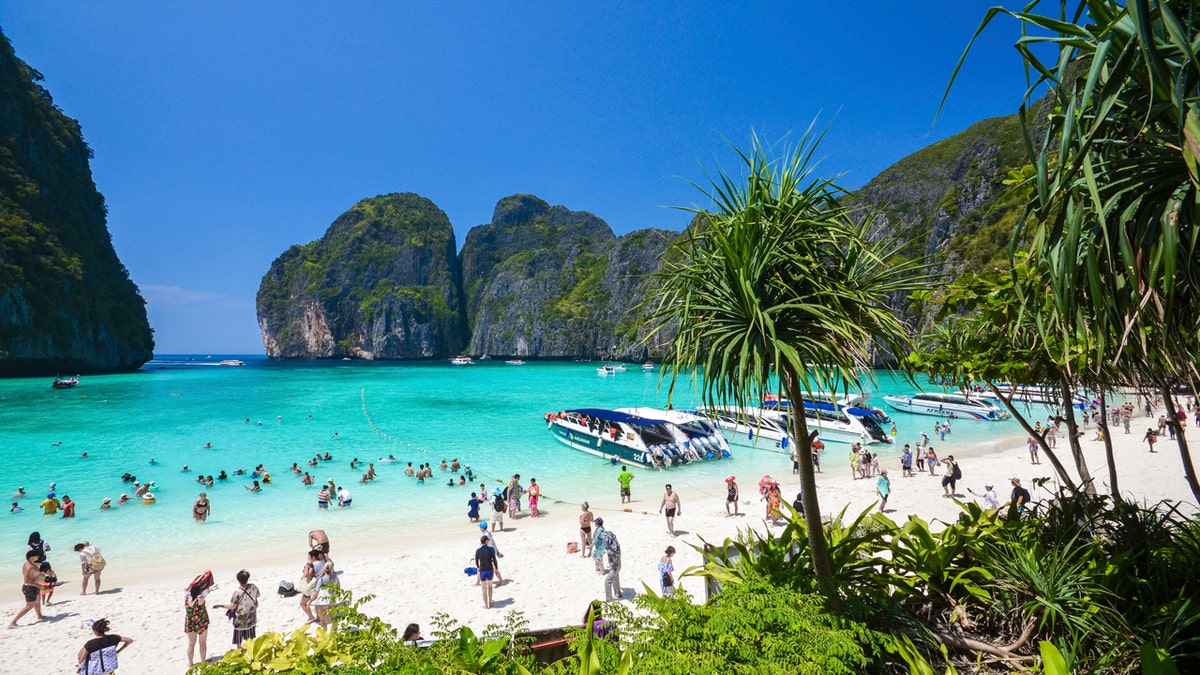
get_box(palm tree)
[953,0,1200,501]
[651,129,931,596]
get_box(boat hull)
[547,423,654,467]
[882,396,1007,421]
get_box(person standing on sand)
[8,550,45,628]
[1144,427,1159,452]
[216,570,260,645]
[1028,436,1042,464]
[193,492,211,522]
[507,474,523,514]
[474,535,499,609]
[490,488,506,531]
[724,476,739,516]
[184,572,214,667]
[849,448,860,479]
[475,522,505,585]
[658,546,676,597]
[968,481,1000,509]
[1010,478,1032,513]
[75,541,102,594]
[941,455,960,497]
[579,503,594,557]
[594,518,622,602]
[659,484,682,536]
[925,447,939,475]
[901,444,914,477]
[876,470,891,512]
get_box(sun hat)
[102,497,111,503]
[593,516,604,525]
[1010,477,1021,484]
[984,482,994,488]
[725,475,736,483]
[493,487,503,496]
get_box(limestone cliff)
[462,195,673,360]
[0,27,153,376]
[856,114,1029,275]
[256,193,468,359]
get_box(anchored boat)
[882,392,1009,421]
[544,408,731,468]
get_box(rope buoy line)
[359,390,722,518]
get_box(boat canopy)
[568,408,670,426]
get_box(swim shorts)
[22,584,38,602]
[479,570,494,581]
[665,508,676,518]
[620,487,630,497]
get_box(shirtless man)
[659,484,682,536]
[8,550,45,627]
[308,529,330,555]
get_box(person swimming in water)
[245,481,261,493]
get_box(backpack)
[493,494,506,512]
[951,463,963,480]
[277,580,298,597]
[90,552,107,571]
[81,639,118,675]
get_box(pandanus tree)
[650,130,931,596]
[953,0,1200,502]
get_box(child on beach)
[38,561,56,605]
[491,489,506,531]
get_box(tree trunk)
[1160,385,1200,504]
[783,371,836,599]
[985,383,1080,495]
[1058,375,1097,495]
[1097,389,1120,498]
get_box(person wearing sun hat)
[968,481,1000,509]
[724,476,739,516]
[1009,478,1032,513]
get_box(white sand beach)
[2,423,1196,674]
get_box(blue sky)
[2,2,1034,354]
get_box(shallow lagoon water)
[0,357,1029,585]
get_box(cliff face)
[463,195,674,359]
[0,27,153,376]
[256,193,468,359]
[856,115,1029,275]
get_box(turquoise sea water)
[0,357,1031,585]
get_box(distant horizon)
[2,2,1032,353]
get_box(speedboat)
[882,392,1009,421]
[218,359,245,366]
[609,363,627,372]
[693,406,793,452]
[478,354,491,361]
[450,356,474,365]
[762,390,868,409]
[972,383,1088,409]
[51,376,78,389]
[596,365,616,375]
[616,407,732,459]
[544,408,731,468]
[505,359,525,366]
[642,362,655,371]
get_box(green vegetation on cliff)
[256,193,467,359]
[0,27,153,375]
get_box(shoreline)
[2,422,1196,674]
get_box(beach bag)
[952,463,962,480]
[89,553,107,571]
[566,541,580,554]
[493,494,507,513]
[277,580,298,597]
[661,571,673,588]
[80,642,118,675]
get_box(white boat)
[882,392,1009,421]
[642,362,655,371]
[616,407,732,459]
[693,406,793,451]
[544,408,731,468]
[597,365,616,375]
[478,354,491,361]
[505,359,525,366]
[973,384,1088,409]
[217,359,245,366]
[762,390,868,409]
[698,403,881,448]
[609,363,627,372]
[450,356,474,365]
